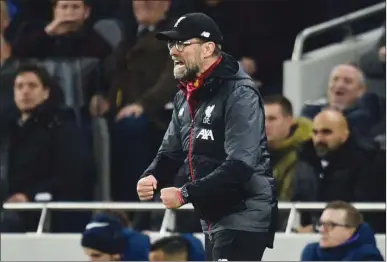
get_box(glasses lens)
[176,41,184,52]
[167,41,174,50]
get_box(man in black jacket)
[137,13,278,261]
[0,63,95,232]
[292,109,386,233]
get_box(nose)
[18,86,28,95]
[314,132,324,141]
[335,79,347,88]
[169,46,179,56]
[318,224,325,233]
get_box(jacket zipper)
[188,117,195,182]
[188,103,212,237]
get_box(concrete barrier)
[1,233,385,261]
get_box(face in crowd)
[318,207,359,248]
[264,102,294,147]
[312,110,349,157]
[14,71,49,113]
[133,0,170,27]
[327,64,365,111]
[53,0,90,26]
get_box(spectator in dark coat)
[301,64,381,137]
[89,0,176,202]
[0,63,95,232]
[301,201,384,261]
[292,110,385,233]
[11,0,111,59]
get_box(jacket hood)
[351,222,378,246]
[273,117,313,151]
[121,228,150,261]
[210,52,252,81]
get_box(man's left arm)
[182,86,263,203]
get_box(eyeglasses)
[167,40,203,52]
[316,220,351,231]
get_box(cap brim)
[156,30,189,41]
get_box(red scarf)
[180,56,222,113]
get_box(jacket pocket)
[190,155,247,222]
[195,197,247,223]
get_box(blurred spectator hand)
[378,46,385,62]
[137,175,157,201]
[160,187,182,209]
[45,17,82,36]
[6,193,28,203]
[89,95,110,117]
[116,104,144,121]
[240,57,257,76]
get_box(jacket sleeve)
[141,93,185,188]
[184,86,262,202]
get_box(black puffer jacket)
[143,53,278,246]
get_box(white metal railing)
[292,2,386,61]
[2,202,385,234]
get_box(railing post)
[285,205,297,234]
[36,205,48,234]
[291,2,385,61]
[160,209,175,234]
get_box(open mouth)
[174,61,185,66]
[334,90,345,96]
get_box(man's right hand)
[44,18,78,36]
[137,175,157,201]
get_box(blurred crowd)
[0,0,385,244]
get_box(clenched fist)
[160,187,183,209]
[137,175,157,201]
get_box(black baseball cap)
[156,13,223,44]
